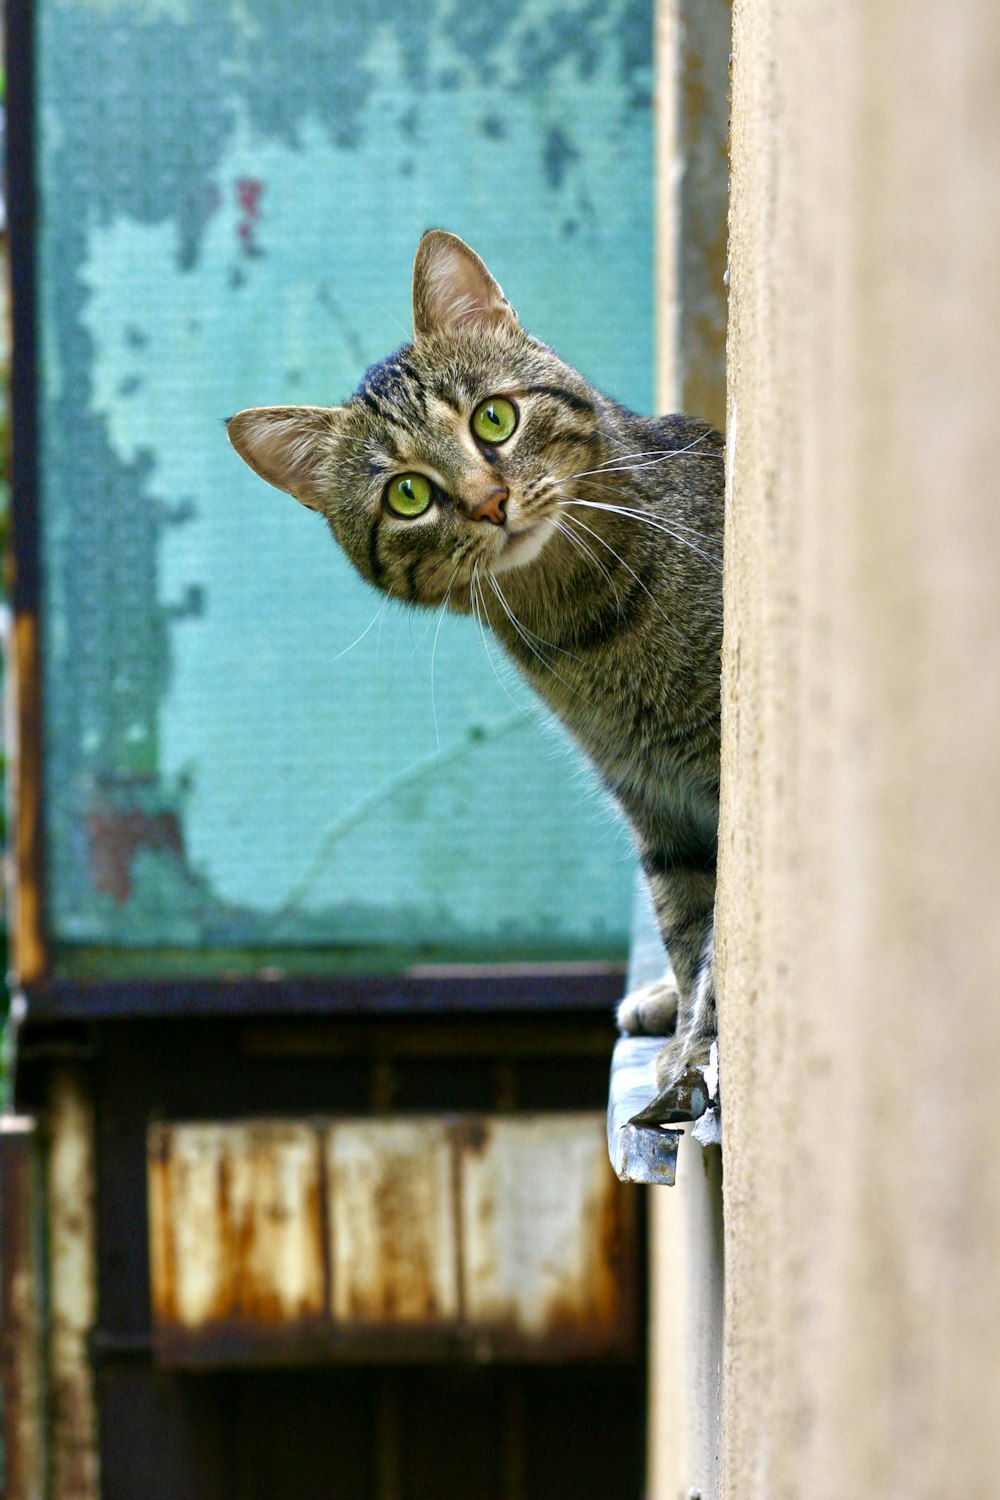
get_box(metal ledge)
[607,1037,683,1184]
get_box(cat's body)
[228,231,724,1115]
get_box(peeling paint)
[37,0,650,959]
[87,806,184,904]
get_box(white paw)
[616,977,679,1037]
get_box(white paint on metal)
[460,1114,619,1336]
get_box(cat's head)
[227,231,602,605]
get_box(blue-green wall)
[36,0,653,966]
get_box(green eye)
[386,472,434,517]
[472,396,518,445]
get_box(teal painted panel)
[36,0,652,961]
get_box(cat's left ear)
[412,230,518,340]
[227,406,341,511]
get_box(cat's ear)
[226,406,341,511]
[412,230,518,340]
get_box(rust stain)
[214,1148,237,1323]
[328,1121,458,1326]
[147,1132,178,1325]
[461,1119,490,1156]
[86,803,184,904]
[366,1157,441,1319]
[149,1124,326,1338]
[12,611,47,982]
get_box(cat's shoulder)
[644,411,724,454]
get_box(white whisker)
[561,497,721,572]
[332,597,389,662]
[487,567,580,661]
[375,596,389,672]
[552,516,623,616]
[471,565,528,713]
[561,511,684,647]
[565,430,722,483]
[568,475,720,547]
[488,573,583,701]
[430,553,467,752]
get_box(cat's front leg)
[635,862,717,1119]
[652,923,716,1089]
[626,930,716,1128]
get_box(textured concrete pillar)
[719,2,1000,1497]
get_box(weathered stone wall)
[719,1,1000,1496]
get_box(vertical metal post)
[5,0,49,986]
[656,0,732,429]
[0,1116,46,1500]
[652,6,731,1494]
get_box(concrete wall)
[719,1,1000,1496]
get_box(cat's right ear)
[226,406,341,511]
[412,230,518,340]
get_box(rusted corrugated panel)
[148,1112,634,1362]
[460,1115,629,1342]
[47,1068,100,1500]
[327,1120,458,1324]
[148,1122,325,1330]
[0,1116,45,1500]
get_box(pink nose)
[471,486,508,526]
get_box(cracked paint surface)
[36,0,653,959]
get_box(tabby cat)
[227,231,724,1120]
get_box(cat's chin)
[489,516,558,575]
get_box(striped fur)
[228,232,725,1103]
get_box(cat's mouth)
[489,516,558,575]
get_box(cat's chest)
[510,643,716,804]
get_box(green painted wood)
[35,0,653,965]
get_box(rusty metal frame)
[18,965,626,1022]
[11,1011,641,1364]
[6,0,49,986]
